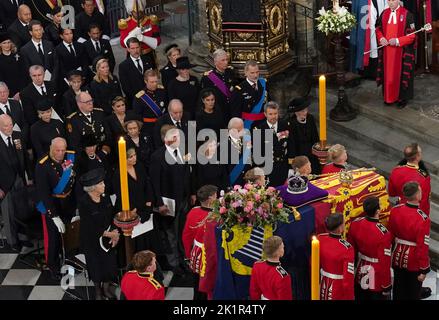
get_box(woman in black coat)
[44,6,63,46]
[61,70,88,118]
[0,33,27,97]
[195,89,226,139]
[194,139,229,192]
[123,115,154,170]
[112,148,161,254]
[78,168,119,300]
[30,99,66,159]
[89,58,122,115]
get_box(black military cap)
[37,98,54,111]
[81,134,98,147]
[79,168,105,187]
[288,96,311,113]
[176,56,196,70]
[0,32,11,43]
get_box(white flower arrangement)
[316,6,357,35]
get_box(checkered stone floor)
[0,241,194,300]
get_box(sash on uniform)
[36,152,75,214]
[242,78,266,130]
[207,72,232,100]
[139,92,163,119]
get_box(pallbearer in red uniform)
[376,0,416,108]
[388,181,431,300]
[388,143,431,215]
[121,250,165,300]
[318,213,355,300]
[347,196,392,300]
[250,235,293,300]
[118,0,161,69]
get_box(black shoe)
[420,286,432,299]
[384,101,394,106]
[397,100,407,109]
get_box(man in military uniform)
[388,143,431,215]
[201,49,237,123]
[347,196,392,300]
[118,0,160,69]
[250,236,293,300]
[388,181,431,300]
[318,213,355,300]
[66,91,109,154]
[133,69,167,138]
[35,137,76,278]
[254,101,294,186]
[230,60,268,129]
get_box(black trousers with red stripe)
[42,214,63,273]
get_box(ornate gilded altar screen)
[206,0,294,77]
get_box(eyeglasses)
[80,99,94,104]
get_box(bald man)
[0,114,32,250]
[35,136,76,278]
[7,4,32,49]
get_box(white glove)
[52,217,65,234]
[71,215,80,223]
[138,34,158,49]
[127,26,142,39]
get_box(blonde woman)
[321,144,348,174]
[89,58,122,115]
[159,43,181,89]
[0,33,27,97]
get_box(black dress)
[125,133,154,170]
[112,163,161,253]
[289,113,321,174]
[0,52,27,96]
[195,108,226,139]
[30,119,66,159]
[78,193,118,283]
[89,76,123,115]
[167,76,200,118]
[159,61,177,90]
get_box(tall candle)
[319,75,327,143]
[118,137,130,211]
[311,235,320,300]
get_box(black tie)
[68,44,76,56]
[176,121,181,129]
[37,43,44,61]
[95,41,101,52]
[136,59,143,74]
[41,86,46,95]
[173,149,178,158]
[4,104,12,116]
[252,82,257,91]
[7,137,13,149]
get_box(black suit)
[55,41,90,87]
[149,145,191,268]
[0,99,29,144]
[20,81,57,126]
[153,112,190,150]
[44,23,62,47]
[84,38,115,73]
[0,0,22,30]
[7,19,31,49]
[20,39,57,81]
[74,9,110,41]
[118,55,153,107]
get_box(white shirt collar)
[131,55,142,64]
[229,134,241,145]
[19,20,28,27]
[246,78,257,87]
[0,131,11,145]
[388,5,400,24]
[32,82,45,94]
[267,121,277,131]
[165,144,183,162]
[32,39,43,49]
[63,41,73,49]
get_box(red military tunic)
[250,260,293,300]
[347,216,392,292]
[388,163,431,215]
[318,233,355,300]
[121,271,165,300]
[119,16,161,54]
[376,6,416,103]
[321,163,346,175]
[388,203,430,274]
[182,206,210,274]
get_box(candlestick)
[319,75,327,144]
[311,235,320,300]
[118,137,130,211]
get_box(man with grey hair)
[0,113,32,251]
[231,60,269,127]
[201,48,237,122]
[0,82,29,144]
[255,101,295,186]
[35,136,76,279]
[153,98,190,149]
[20,64,57,126]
